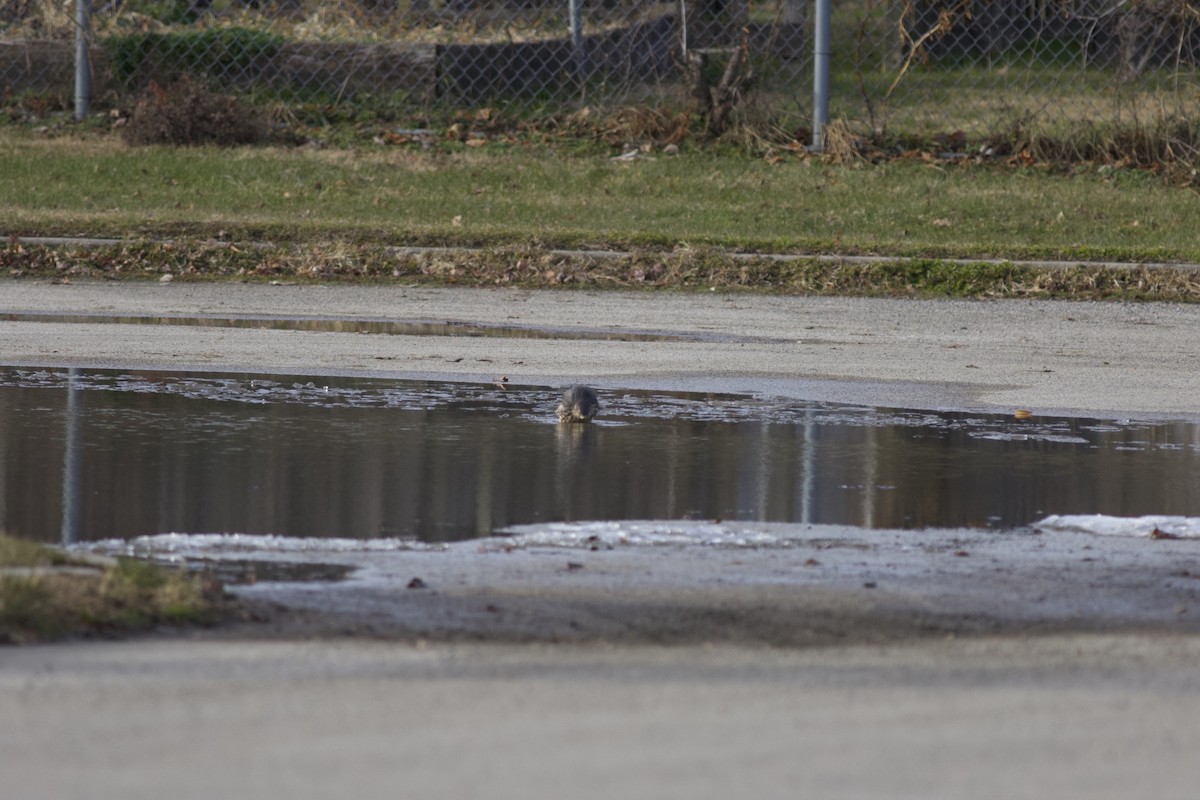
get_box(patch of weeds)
[122,75,266,147]
[982,113,1200,179]
[0,534,226,644]
[0,239,268,280]
[3,90,71,122]
[869,260,1020,296]
[0,535,74,567]
[95,558,213,628]
[0,578,66,641]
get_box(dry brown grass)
[2,0,74,38]
[7,239,1199,302]
[4,0,676,45]
[598,105,692,146]
[821,119,861,164]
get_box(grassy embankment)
[3,123,1200,299]
[0,534,225,644]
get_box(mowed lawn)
[2,128,1199,262]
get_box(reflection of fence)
[3,1,1200,142]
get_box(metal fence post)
[74,0,91,120]
[569,0,586,87]
[811,0,831,150]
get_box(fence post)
[811,0,831,150]
[74,0,91,120]
[569,0,587,87]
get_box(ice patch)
[491,520,823,550]
[1035,514,1200,538]
[77,532,445,559]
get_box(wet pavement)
[4,282,1200,800]
[3,281,1200,417]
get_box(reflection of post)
[752,422,770,520]
[799,409,816,524]
[861,426,877,528]
[61,368,83,545]
[475,433,494,537]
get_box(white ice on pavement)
[74,515,1200,564]
[1035,514,1200,538]
[490,520,822,549]
[78,532,445,559]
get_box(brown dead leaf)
[1150,528,1182,540]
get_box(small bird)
[556,385,600,423]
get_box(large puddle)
[2,366,1199,545]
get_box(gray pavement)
[2,280,1199,417]
[3,281,1200,799]
[4,634,1200,800]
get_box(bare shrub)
[121,75,265,147]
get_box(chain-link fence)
[2,1,1199,142]
[844,0,1200,142]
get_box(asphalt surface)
[2,280,1199,417]
[3,281,1200,799]
[5,635,1200,800]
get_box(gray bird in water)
[556,385,600,422]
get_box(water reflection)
[0,367,1198,544]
